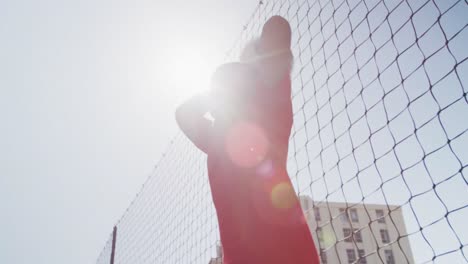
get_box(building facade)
[209,197,414,264]
[300,196,414,264]
[208,243,223,264]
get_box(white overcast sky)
[1,0,467,264]
[0,0,257,263]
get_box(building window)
[376,209,386,223]
[350,208,359,222]
[354,228,363,243]
[358,249,367,264]
[314,207,321,221]
[384,249,395,264]
[339,208,349,223]
[346,249,356,264]
[380,229,390,243]
[343,228,352,242]
[320,248,327,264]
[344,228,362,243]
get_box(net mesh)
[96,232,114,264]
[97,0,468,263]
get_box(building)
[208,243,223,264]
[208,257,222,264]
[300,196,414,264]
[208,197,414,264]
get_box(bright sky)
[0,0,257,263]
[2,0,467,264]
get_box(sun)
[166,48,215,104]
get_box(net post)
[110,226,117,264]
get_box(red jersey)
[205,63,320,264]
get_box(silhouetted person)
[176,16,319,264]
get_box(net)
[97,0,468,263]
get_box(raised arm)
[175,94,213,154]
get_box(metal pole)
[110,226,117,264]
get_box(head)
[240,16,293,75]
[259,15,292,55]
[212,16,293,120]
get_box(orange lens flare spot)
[225,122,269,168]
[270,182,297,209]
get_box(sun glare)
[167,48,214,103]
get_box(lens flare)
[225,122,269,168]
[270,182,297,209]
[319,226,337,248]
[256,159,274,178]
